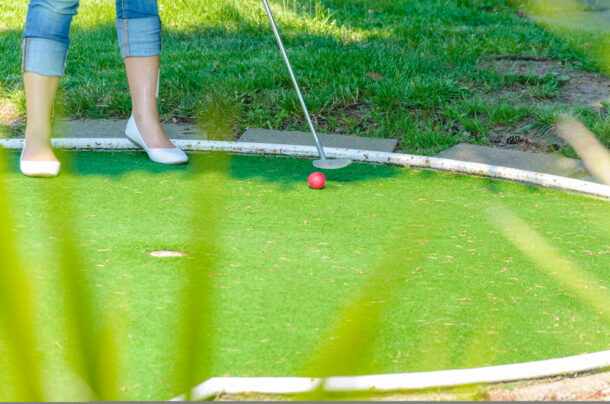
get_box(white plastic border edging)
[1,138,609,199]
[171,351,610,401]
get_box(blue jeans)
[22,0,161,77]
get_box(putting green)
[1,151,608,401]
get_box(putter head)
[313,158,352,170]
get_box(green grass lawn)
[0,0,608,155]
[1,151,608,400]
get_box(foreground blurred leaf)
[176,152,230,399]
[0,154,43,400]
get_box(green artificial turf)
[0,151,609,401]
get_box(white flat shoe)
[125,115,188,165]
[20,142,61,178]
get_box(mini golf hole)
[147,250,189,257]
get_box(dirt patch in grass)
[0,99,21,133]
[282,102,378,136]
[211,369,610,401]
[477,55,609,108]
[488,121,568,152]
[476,55,609,153]
[327,102,378,135]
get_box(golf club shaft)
[262,0,327,160]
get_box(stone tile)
[238,128,397,153]
[437,143,592,179]
[53,119,207,140]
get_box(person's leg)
[22,73,60,162]
[22,0,79,163]
[124,56,174,149]
[117,0,174,149]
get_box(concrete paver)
[53,119,207,140]
[437,143,592,179]
[238,127,398,153]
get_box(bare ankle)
[131,114,174,149]
[22,132,57,162]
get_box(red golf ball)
[308,172,326,189]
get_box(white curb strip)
[1,138,609,198]
[171,350,610,400]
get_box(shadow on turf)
[1,150,550,198]
[0,150,402,186]
[3,149,548,193]
[0,150,189,177]
[227,153,402,187]
[481,176,545,196]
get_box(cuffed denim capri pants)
[22,0,161,77]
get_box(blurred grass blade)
[487,203,610,321]
[556,115,610,185]
[514,0,609,74]
[94,315,125,401]
[177,152,230,400]
[300,227,428,399]
[196,91,241,141]
[459,305,502,370]
[0,153,44,401]
[35,151,100,400]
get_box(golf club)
[262,0,352,170]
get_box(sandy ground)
[487,370,610,401]
[212,369,610,401]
